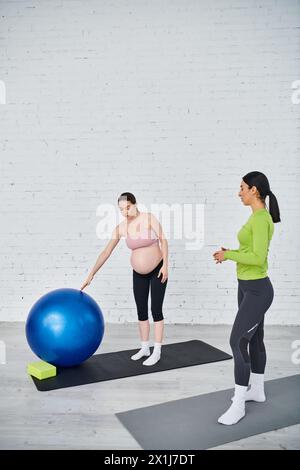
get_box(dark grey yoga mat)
[31,339,232,391]
[116,374,300,450]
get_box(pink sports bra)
[126,225,159,250]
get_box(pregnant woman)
[213,171,281,425]
[80,192,168,366]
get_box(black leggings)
[230,277,274,386]
[133,259,167,322]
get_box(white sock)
[231,372,266,403]
[245,372,266,402]
[131,341,150,360]
[143,342,161,366]
[218,384,247,425]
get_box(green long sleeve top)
[223,208,274,280]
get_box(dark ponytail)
[268,190,281,223]
[243,171,281,223]
[118,192,136,205]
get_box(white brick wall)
[0,0,299,324]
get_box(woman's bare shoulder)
[140,212,152,228]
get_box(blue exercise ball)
[26,288,105,367]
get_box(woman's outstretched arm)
[80,225,122,290]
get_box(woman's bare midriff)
[131,244,163,274]
[121,212,163,274]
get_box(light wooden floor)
[0,322,299,450]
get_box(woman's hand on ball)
[80,273,94,291]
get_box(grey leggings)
[230,277,274,386]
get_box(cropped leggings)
[133,259,167,322]
[230,277,274,386]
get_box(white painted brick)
[0,0,299,324]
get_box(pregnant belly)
[131,243,163,274]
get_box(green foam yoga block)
[27,360,56,380]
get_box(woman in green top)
[213,171,281,425]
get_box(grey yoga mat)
[30,340,232,391]
[116,374,300,450]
